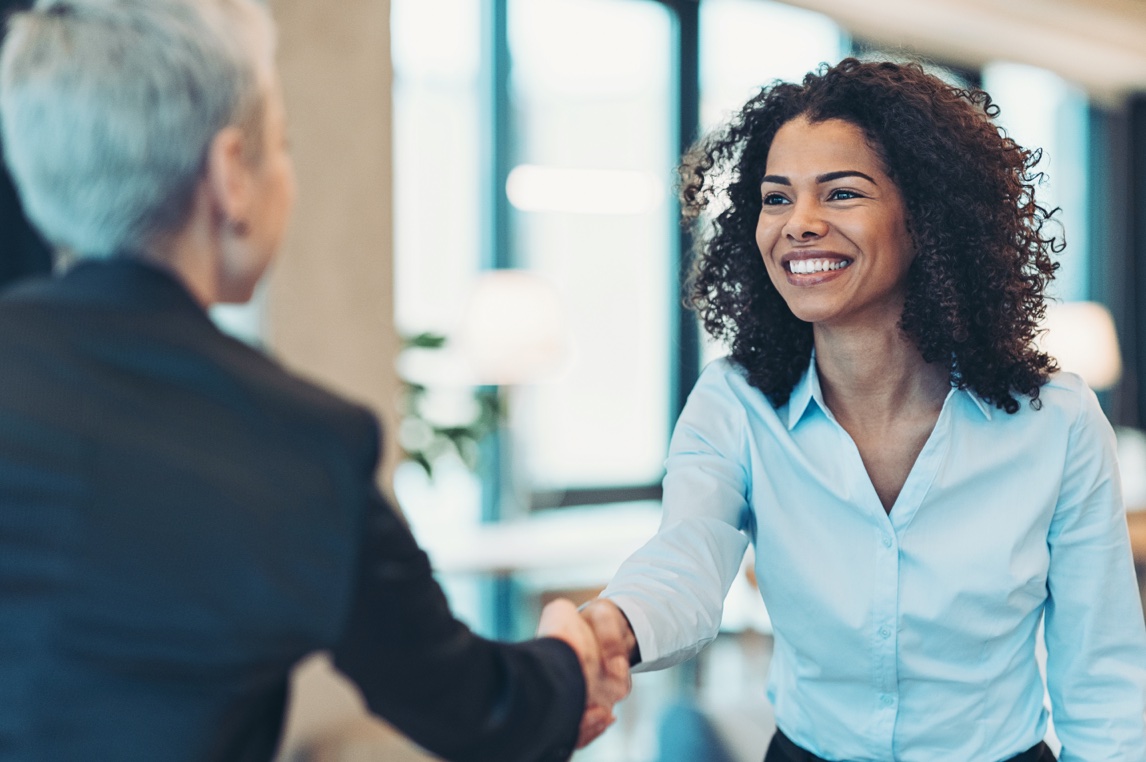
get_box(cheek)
[755,214,784,276]
[755,213,777,258]
[888,222,916,274]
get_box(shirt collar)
[785,351,994,430]
[961,385,993,421]
[786,351,822,431]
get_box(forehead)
[764,117,887,177]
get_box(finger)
[575,706,616,749]
[605,654,630,678]
[539,599,601,674]
[599,654,632,702]
[576,716,614,749]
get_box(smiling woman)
[681,58,1061,414]
[576,57,1146,762]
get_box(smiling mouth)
[785,257,852,275]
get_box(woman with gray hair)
[0,1,626,760]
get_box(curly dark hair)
[681,57,1060,414]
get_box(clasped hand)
[537,598,635,748]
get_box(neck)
[140,190,222,308]
[813,321,949,426]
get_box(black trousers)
[764,729,1057,762]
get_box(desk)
[420,501,661,581]
[418,501,771,634]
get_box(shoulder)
[1037,369,1090,404]
[211,337,383,469]
[672,356,776,449]
[690,356,786,422]
[1008,368,1113,458]
[694,356,760,403]
[1,269,382,469]
[1027,371,1104,429]
[977,371,1097,430]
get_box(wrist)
[581,598,641,666]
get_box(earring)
[228,217,250,238]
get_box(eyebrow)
[761,170,878,186]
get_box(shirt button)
[881,535,893,548]
[879,626,891,639]
[881,694,895,706]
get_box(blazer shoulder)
[209,335,384,468]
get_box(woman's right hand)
[580,598,639,668]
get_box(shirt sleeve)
[602,362,752,671]
[1044,382,1146,761]
[331,484,584,762]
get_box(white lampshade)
[1037,301,1122,391]
[456,270,568,385]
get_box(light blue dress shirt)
[603,357,1146,762]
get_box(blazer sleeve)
[331,484,585,762]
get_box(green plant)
[398,332,501,478]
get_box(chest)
[845,417,939,513]
[746,420,1060,651]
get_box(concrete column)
[266,0,401,487]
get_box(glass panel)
[391,0,483,335]
[700,0,846,131]
[982,62,1090,302]
[390,0,485,626]
[507,0,675,491]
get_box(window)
[701,0,845,130]
[391,0,483,336]
[982,62,1091,302]
[507,0,676,493]
[390,1,850,520]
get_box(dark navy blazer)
[0,259,582,761]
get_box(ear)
[204,126,253,226]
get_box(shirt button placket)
[874,527,900,749]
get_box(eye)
[827,188,863,201]
[762,192,790,206]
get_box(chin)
[216,291,256,306]
[217,276,261,305]
[219,255,273,305]
[779,296,840,326]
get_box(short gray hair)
[0,0,276,258]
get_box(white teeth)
[787,258,850,275]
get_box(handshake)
[537,598,638,749]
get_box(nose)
[782,197,828,241]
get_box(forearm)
[333,491,584,762]
[600,516,749,671]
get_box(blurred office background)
[278,1,1146,758]
[4,0,1146,760]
